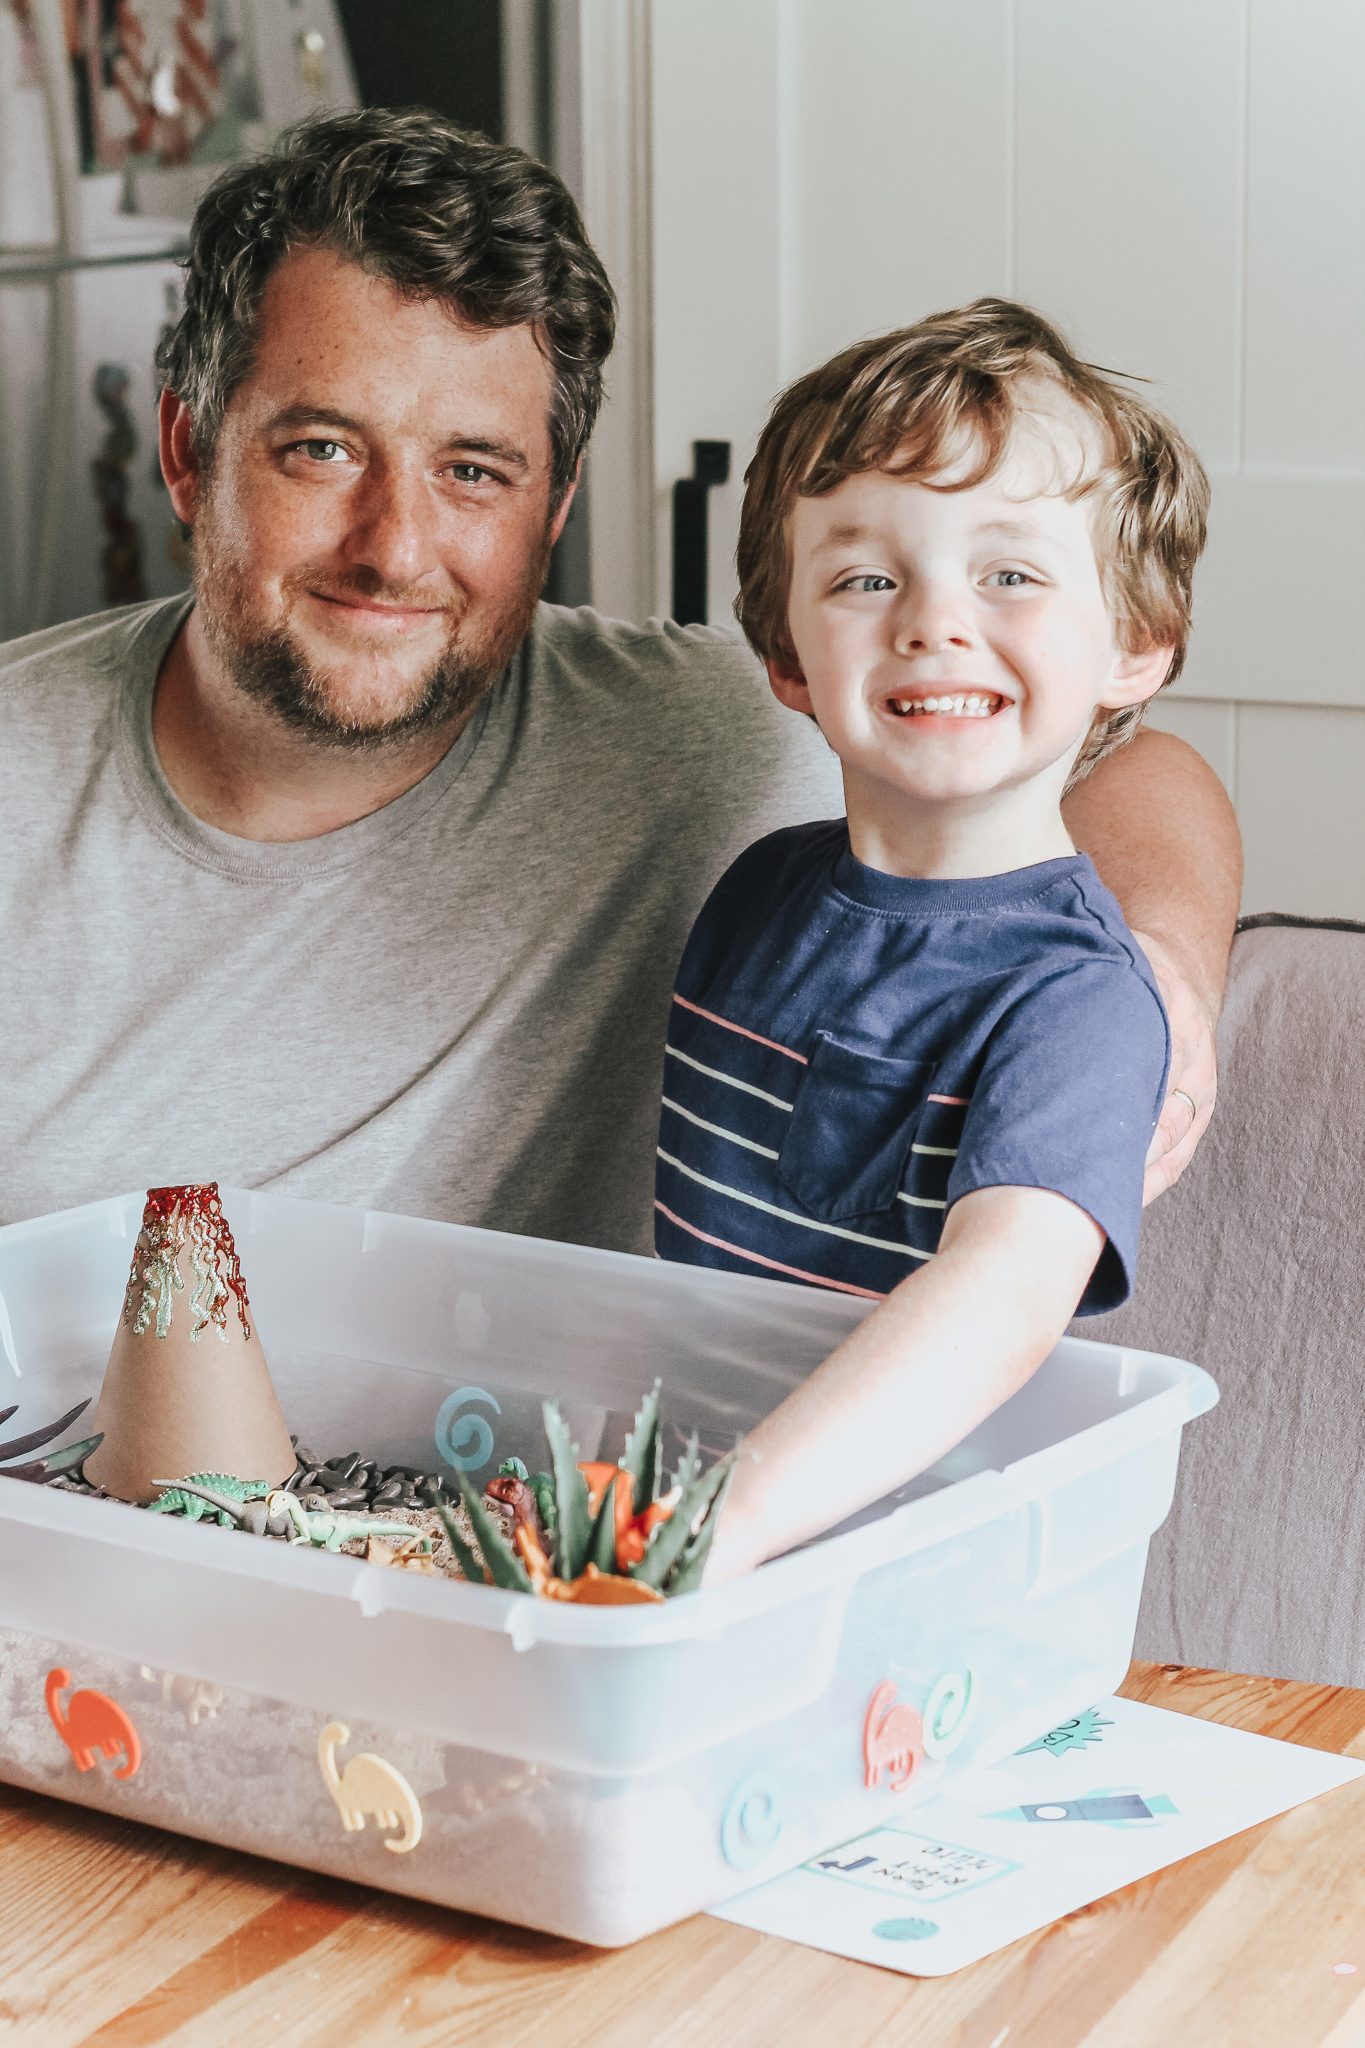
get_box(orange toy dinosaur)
[45,1669,142,1781]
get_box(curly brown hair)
[737,298,1210,782]
[156,106,616,510]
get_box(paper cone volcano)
[84,1185,294,1504]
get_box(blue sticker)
[434,1386,501,1473]
[922,1668,976,1759]
[721,1772,784,1870]
[1016,1705,1113,1758]
[991,1786,1178,1827]
[873,1915,939,1941]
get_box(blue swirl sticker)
[434,1386,501,1473]
[922,1667,976,1759]
[721,1772,784,1870]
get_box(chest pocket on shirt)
[777,1032,936,1222]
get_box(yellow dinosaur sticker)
[317,1722,422,1853]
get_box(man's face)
[774,411,1166,830]
[177,244,569,748]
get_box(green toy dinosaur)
[157,1479,433,1556]
[148,1474,274,1525]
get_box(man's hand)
[1133,925,1219,1205]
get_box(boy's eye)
[984,569,1037,588]
[836,573,895,594]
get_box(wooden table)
[1,1662,1362,2048]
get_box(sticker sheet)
[712,1696,1363,1974]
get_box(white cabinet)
[578,0,1365,919]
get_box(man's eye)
[449,462,495,484]
[836,573,894,593]
[296,440,348,463]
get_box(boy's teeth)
[889,693,1001,717]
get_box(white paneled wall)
[635,0,1365,918]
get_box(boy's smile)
[771,415,1170,877]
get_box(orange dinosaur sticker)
[45,1668,142,1781]
[862,1679,924,1792]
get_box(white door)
[575,0,1365,920]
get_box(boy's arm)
[706,1184,1105,1582]
[1061,728,1242,1202]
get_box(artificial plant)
[439,1383,736,1604]
[0,1399,102,1482]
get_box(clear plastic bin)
[0,1189,1215,1944]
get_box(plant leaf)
[0,1399,92,1465]
[631,1448,738,1592]
[621,1381,662,1515]
[663,1459,738,1596]
[587,1475,619,1573]
[542,1402,592,1580]
[434,1502,488,1586]
[4,1430,105,1482]
[446,1468,534,1593]
[37,1431,104,1477]
[671,1430,701,1496]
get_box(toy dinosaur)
[150,1480,297,1537]
[158,1480,434,1556]
[0,1399,103,1483]
[363,1534,438,1575]
[444,1383,736,1603]
[147,1473,273,1525]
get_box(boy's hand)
[1133,926,1219,1205]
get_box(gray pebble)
[327,1486,369,1509]
[375,1478,403,1504]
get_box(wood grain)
[0,1664,1361,2048]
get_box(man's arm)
[706,1186,1104,1581]
[1062,728,1242,1202]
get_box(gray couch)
[1082,916,1365,1686]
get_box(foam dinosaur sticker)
[863,1681,925,1792]
[317,1723,422,1853]
[45,1669,141,1780]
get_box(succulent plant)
[0,1399,102,1482]
[437,1382,736,1603]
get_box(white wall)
[629,0,1365,918]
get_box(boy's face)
[772,413,1170,841]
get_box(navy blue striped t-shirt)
[654,823,1170,1313]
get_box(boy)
[654,298,1210,1579]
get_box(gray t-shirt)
[1,596,837,1248]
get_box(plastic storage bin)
[0,1189,1215,1944]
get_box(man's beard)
[193,523,553,754]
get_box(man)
[0,108,1237,1247]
